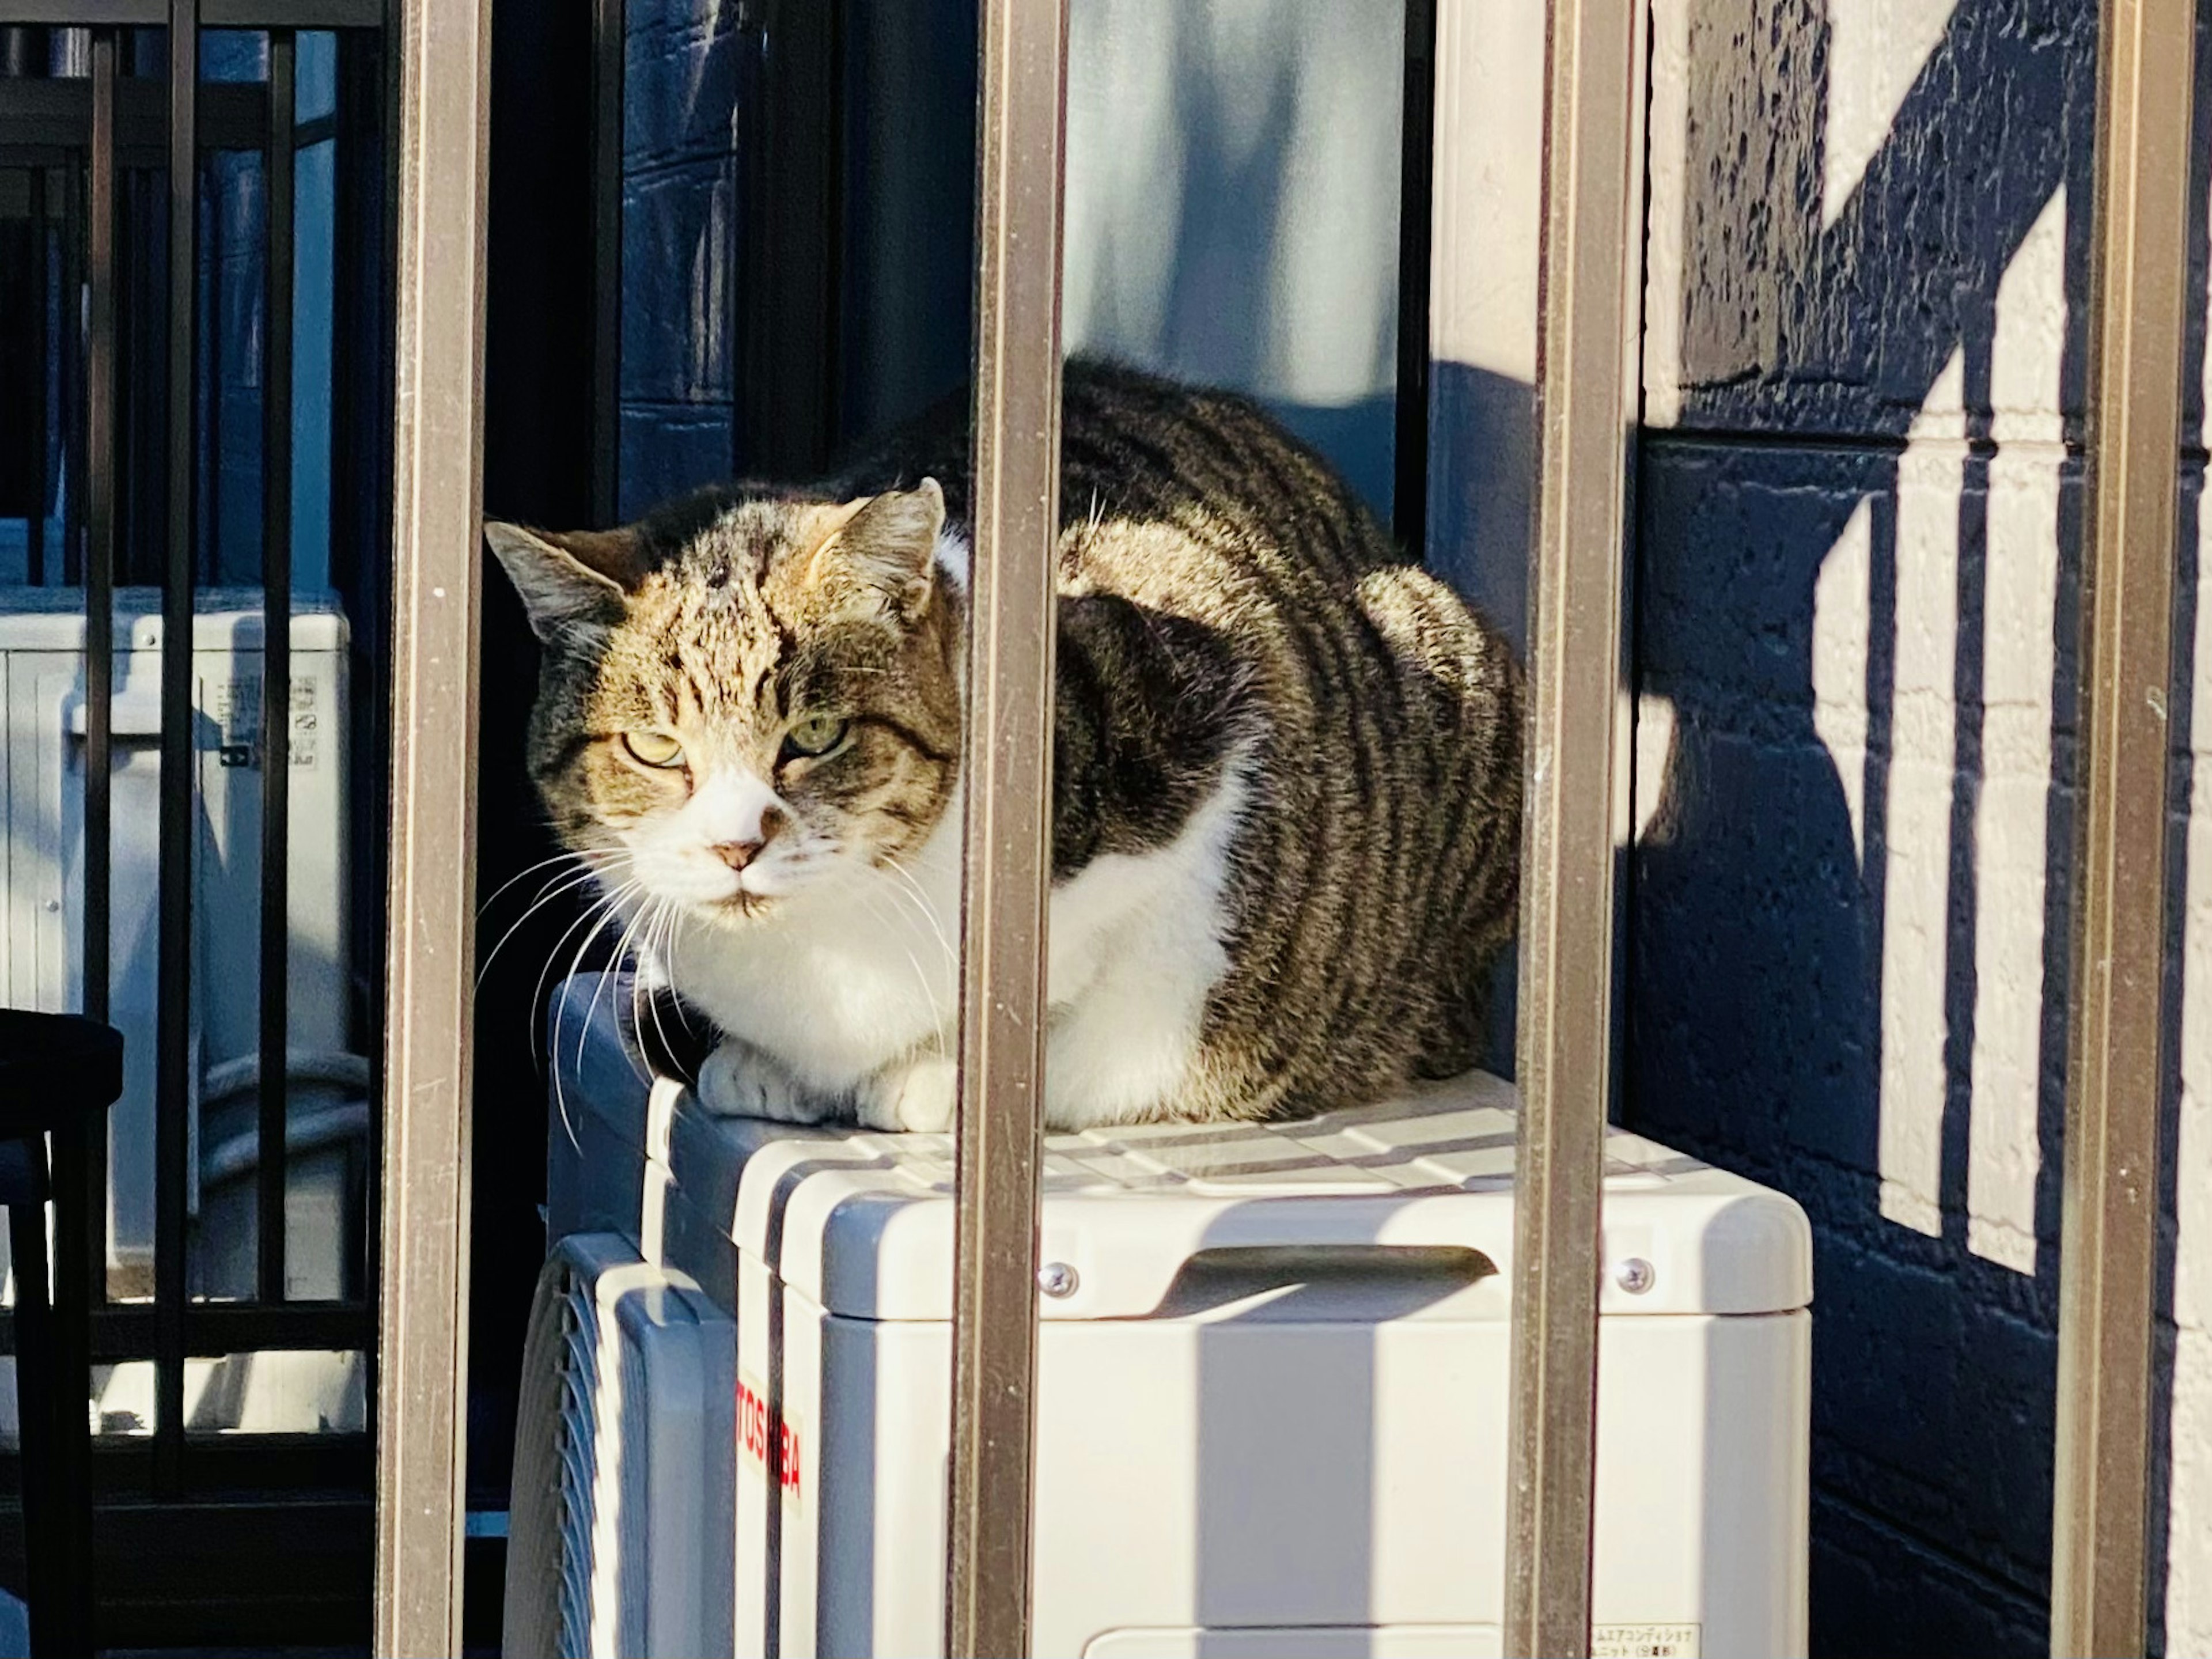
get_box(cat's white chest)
[654,764,1248,1124]
[662,841,962,1091]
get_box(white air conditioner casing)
[506,1230,738,1659]
[0,588,354,1301]
[527,979,1813,1659]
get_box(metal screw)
[1614,1257,1656,1294]
[1037,1262,1078,1298]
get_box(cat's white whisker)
[579,891,663,1071]
[643,902,687,1073]
[540,876,645,1150]
[475,846,609,918]
[875,850,959,972]
[850,884,948,1031]
[476,856,634,991]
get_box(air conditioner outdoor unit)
[0,589,365,1416]
[512,978,1813,1659]
[505,1229,737,1659]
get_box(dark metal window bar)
[0,0,389,1593]
[2051,0,2195,1653]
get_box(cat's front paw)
[696,1039,831,1124]
[854,1054,958,1133]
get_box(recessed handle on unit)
[1150,1244,1497,1321]
[67,696,221,744]
[68,691,168,740]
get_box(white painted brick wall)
[1430,0,2203,1648]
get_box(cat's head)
[486,480,964,923]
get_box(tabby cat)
[486,361,1521,1131]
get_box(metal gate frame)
[0,7,388,1635]
[373,0,2196,1653]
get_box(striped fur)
[488,359,1522,1127]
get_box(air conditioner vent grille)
[502,1234,735,1659]
[555,1271,600,1658]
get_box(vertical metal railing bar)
[942,2,1065,1654]
[26,162,47,585]
[588,0,619,524]
[373,0,490,1636]
[60,142,84,581]
[43,29,103,1615]
[81,22,115,1300]
[343,7,399,1438]
[1502,0,1643,1653]
[256,24,294,1307]
[737,0,840,478]
[2051,0,2196,1653]
[154,0,197,1493]
[1392,0,1434,556]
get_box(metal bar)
[0,78,276,157]
[942,2,1065,1654]
[51,127,102,1465]
[737,0,839,475]
[0,0,381,24]
[0,1297,372,1361]
[257,26,294,1307]
[2051,0,2196,1652]
[153,0,196,1495]
[26,164,47,585]
[0,0,160,25]
[1503,0,1643,1654]
[198,0,382,26]
[59,143,81,581]
[588,0,619,522]
[331,10,397,1476]
[5,1152,70,1656]
[81,24,115,1301]
[373,0,490,1634]
[1392,0,1435,554]
[37,147,97,1659]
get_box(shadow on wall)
[1501,0,2210,1653]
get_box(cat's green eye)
[782,713,850,760]
[623,730,685,768]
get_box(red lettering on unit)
[734,1376,801,1501]
[779,1421,802,1497]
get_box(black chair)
[0,1012,122,1658]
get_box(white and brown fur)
[487,360,1522,1131]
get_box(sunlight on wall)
[1966,188,2066,1277]
[1632,692,1678,848]
[1822,0,1960,229]
[2167,194,2212,1642]
[1867,349,1966,1241]
[2174,509,2212,1653]
[1639,0,1690,428]
[1805,187,2066,1270]
[1812,499,1872,865]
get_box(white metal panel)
[778,1291,1806,1657]
[0,592,351,1296]
[546,975,1812,1659]
[506,1232,736,1659]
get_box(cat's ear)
[809,478,946,622]
[484,521,641,643]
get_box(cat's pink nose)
[711,839,764,872]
